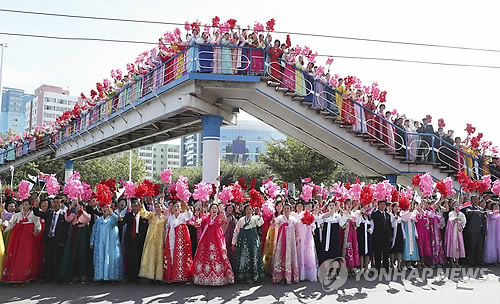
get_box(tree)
[168,160,271,190]
[0,152,145,190]
[259,137,339,185]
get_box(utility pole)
[0,43,7,111]
[129,150,132,182]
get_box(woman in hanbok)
[139,201,167,281]
[363,96,377,138]
[357,206,374,272]
[198,32,213,73]
[401,207,420,268]
[164,201,194,282]
[59,200,91,282]
[454,137,466,173]
[390,203,404,270]
[222,204,237,267]
[294,56,306,96]
[352,90,364,132]
[296,206,318,282]
[405,120,419,161]
[444,200,467,266]
[303,63,315,103]
[269,40,283,82]
[271,203,299,284]
[211,31,222,74]
[263,200,283,273]
[90,203,123,281]
[340,200,360,276]
[415,203,431,267]
[313,202,324,263]
[341,88,356,125]
[193,203,234,286]
[483,203,500,264]
[314,73,326,109]
[380,111,396,153]
[251,33,266,75]
[426,206,446,266]
[375,104,386,141]
[282,50,296,91]
[2,202,16,252]
[319,202,345,265]
[1,199,41,283]
[186,29,201,73]
[220,33,233,75]
[232,204,265,282]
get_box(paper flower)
[435,180,448,197]
[348,183,362,201]
[425,114,432,123]
[63,172,84,200]
[253,22,264,33]
[265,180,279,200]
[419,173,434,197]
[300,184,313,202]
[212,16,220,28]
[411,174,423,187]
[249,188,265,208]
[261,199,275,221]
[18,180,31,200]
[438,118,446,128]
[465,123,476,135]
[218,185,234,205]
[124,181,136,199]
[160,169,172,184]
[238,177,247,191]
[249,178,257,190]
[492,180,500,196]
[391,189,399,202]
[46,175,60,196]
[96,184,112,207]
[400,188,414,199]
[360,184,374,206]
[193,181,212,202]
[266,18,276,31]
[167,182,178,201]
[175,176,191,202]
[300,209,315,225]
[81,182,93,201]
[444,177,456,196]
[398,197,410,211]
[231,183,246,204]
[227,18,237,30]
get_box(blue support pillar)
[385,174,397,185]
[201,115,223,185]
[64,160,74,182]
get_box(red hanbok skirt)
[342,99,356,124]
[163,224,193,282]
[1,220,41,283]
[193,224,234,286]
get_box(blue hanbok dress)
[221,38,233,74]
[401,212,420,261]
[90,213,124,281]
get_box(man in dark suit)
[463,196,487,266]
[120,197,148,282]
[86,197,102,229]
[33,196,69,283]
[418,117,435,161]
[371,200,392,271]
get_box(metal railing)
[1,43,497,182]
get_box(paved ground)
[1,266,499,303]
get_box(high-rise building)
[135,142,181,179]
[0,87,34,134]
[180,119,286,166]
[24,85,82,132]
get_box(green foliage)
[169,159,270,190]
[0,152,145,189]
[259,136,339,185]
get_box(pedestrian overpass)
[1,45,489,189]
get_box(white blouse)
[3,210,41,233]
[231,215,264,245]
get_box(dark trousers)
[44,237,64,281]
[126,237,143,282]
[466,232,484,266]
[373,240,390,271]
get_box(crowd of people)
[0,173,499,286]
[1,17,498,181]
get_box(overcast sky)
[1,0,499,147]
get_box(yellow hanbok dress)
[138,206,167,281]
[262,225,278,274]
[335,85,346,120]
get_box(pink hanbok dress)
[272,215,299,284]
[415,212,431,257]
[296,214,318,281]
[340,212,360,268]
[425,210,446,265]
[444,210,466,258]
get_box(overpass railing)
[1,43,496,181]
